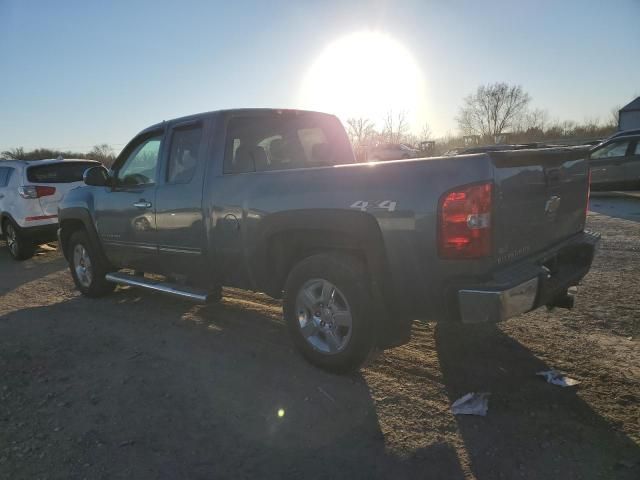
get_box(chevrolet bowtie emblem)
[545,195,561,215]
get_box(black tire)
[283,253,376,373]
[67,230,115,297]
[3,218,35,261]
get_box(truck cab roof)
[140,108,338,134]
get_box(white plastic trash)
[451,392,490,416]
[536,370,580,387]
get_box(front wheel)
[67,230,115,297]
[3,219,35,261]
[283,253,376,373]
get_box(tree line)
[3,82,626,162]
[1,144,117,166]
[347,82,620,155]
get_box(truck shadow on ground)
[1,290,467,479]
[435,323,640,479]
[2,283,638,479]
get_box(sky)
[0,0,639,152]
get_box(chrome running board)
[105,272,213,303]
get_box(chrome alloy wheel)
[295,278,353,354]
[73,244,93,288]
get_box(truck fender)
[58,207,110,267]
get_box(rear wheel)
[67,230,115,297]
[3,219,35,261]
[283,253,375,373]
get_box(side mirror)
[83,166,111,187]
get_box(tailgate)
[490,148,589,266]
[27,162,97,217]
[37,182,84,217]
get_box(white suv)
[0,158,100,260]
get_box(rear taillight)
[18,185,56,199]
[438,182,493,259]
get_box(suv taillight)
[18,185,56,199]
[438,182,493,259]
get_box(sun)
[299,31,426,129]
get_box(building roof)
[620,97,640,112]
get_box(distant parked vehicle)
[456,144,527,155]
[448,144,579,156]
[0,158,100,260]
[589,134,640,190]
[605,129,640,141]
[369,143,419,161]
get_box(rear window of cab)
[27,162,98,183]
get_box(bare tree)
[88,143,117,166]
[346,117,375,146]
[418,122,432,142]
[609,105,620,128]
[1,147,26,160]
[457,82,531,138]
[383,110,409,144]
[521,108,548,132]
[2,147,87,160]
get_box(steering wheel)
[122,173,149,185]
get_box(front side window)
[224,113,352,173]
[634,142,640,155]
[167,125,202,184]
[117,136,162,186]
[591,140,629,159]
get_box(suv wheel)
[3,219,35,261]
[68,230,115,297]
[283,253,375,373]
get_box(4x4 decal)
[349,200,397,212]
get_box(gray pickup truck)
[58,109,599,372]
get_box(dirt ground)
[1,197,639,479]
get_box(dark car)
[368,143,419,161]
[58,109,598,372]
[605,129,640,141]
[589,134,640,190]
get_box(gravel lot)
[1,197,639,479]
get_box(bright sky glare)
[0,0,638,152]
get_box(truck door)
[93,131,163,270]
[154,120,207,276]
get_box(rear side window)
[27,162,98,183]
[224,113,353,173]
[0,167,13,187]
[167,125,202,184]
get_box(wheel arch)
[58,207,109,265]
[250,209,391,300]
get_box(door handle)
[133,201,152,209]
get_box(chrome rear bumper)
[458,277,539,324]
